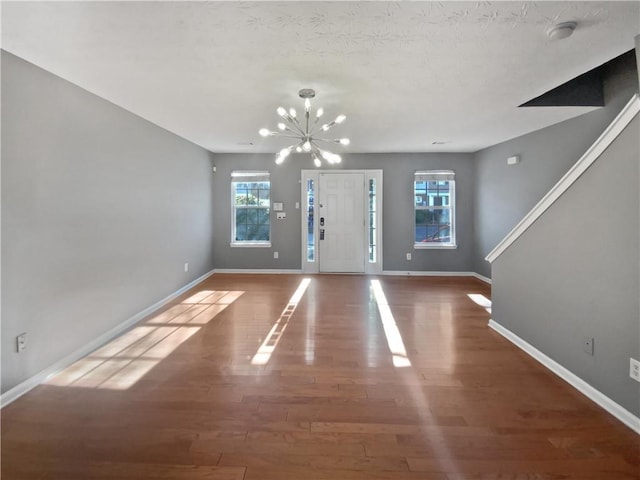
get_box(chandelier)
[259,89,350,167]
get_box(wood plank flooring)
[2,274,638,479]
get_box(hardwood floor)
[2,274,638,479]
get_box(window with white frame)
[414,170,456,249]
[231,171,271,246]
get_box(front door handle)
[320,229,325,240]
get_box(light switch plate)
[276,212,286,219]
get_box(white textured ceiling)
[2,1,639,154]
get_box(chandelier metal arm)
[272,133,305,141]
[282,118,306,137]
[314,138,343,145]
[308,117,322,136]
[290,117,306,136]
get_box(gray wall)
[491,114,639,416]
[211,152,474,272]
[473,53,639,278]
[1,51,216,393]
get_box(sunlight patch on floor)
[467,293,492,314]
[45,290,244,390]
[251,278,311,366]
[370,279,412,368]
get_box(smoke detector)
[547,21,577,40]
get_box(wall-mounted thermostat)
[507,155,520,165]
[273,202,283,211]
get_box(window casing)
[414,170,456,249]
[231,171,271,247]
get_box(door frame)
[301,169,383,274]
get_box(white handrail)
[486,94,640,264]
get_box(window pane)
[245,224,258,240]
[257,208,270,225]
[415,208,451,242]
[415,225,427,243]
[246,208,258,224]
[235,224,247,241]
[256,225,270,241]
[437,209,450,225]
[369,178,377,263]
[258,188,270,206]
[306,179,315,261]
[249,188,260,204]
[235,187,248,206]
[415,209,430,225]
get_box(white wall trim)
[472,272,492,284]
[215,269,491,281]
[382,270,480,277]
[214,268,303,274]
[488,319,640,434]
[486,94,640,264]
[1,268,216,408]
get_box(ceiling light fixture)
[547,21,577,40]
[259,89,349,167]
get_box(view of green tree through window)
[231,172,270,245]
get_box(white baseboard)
[214,268,303,274]
[472,272,492,284]
[488,319,640,434]
[1,268,216,408]
[213,270,493,283]
[382,270,484,278]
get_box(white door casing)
[301,170,383,275]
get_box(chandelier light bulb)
[279,147,292,158]
[259,89,349,167]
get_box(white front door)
[318,172,365,273]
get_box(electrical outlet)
[274,251,279,259]
[16,333,27,353]
[184,263,189,272]
[630,358,640,383]
[406,253,412,261]
[583,336,594,355]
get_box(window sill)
[414,243,457,250]
[230,242,272,248]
